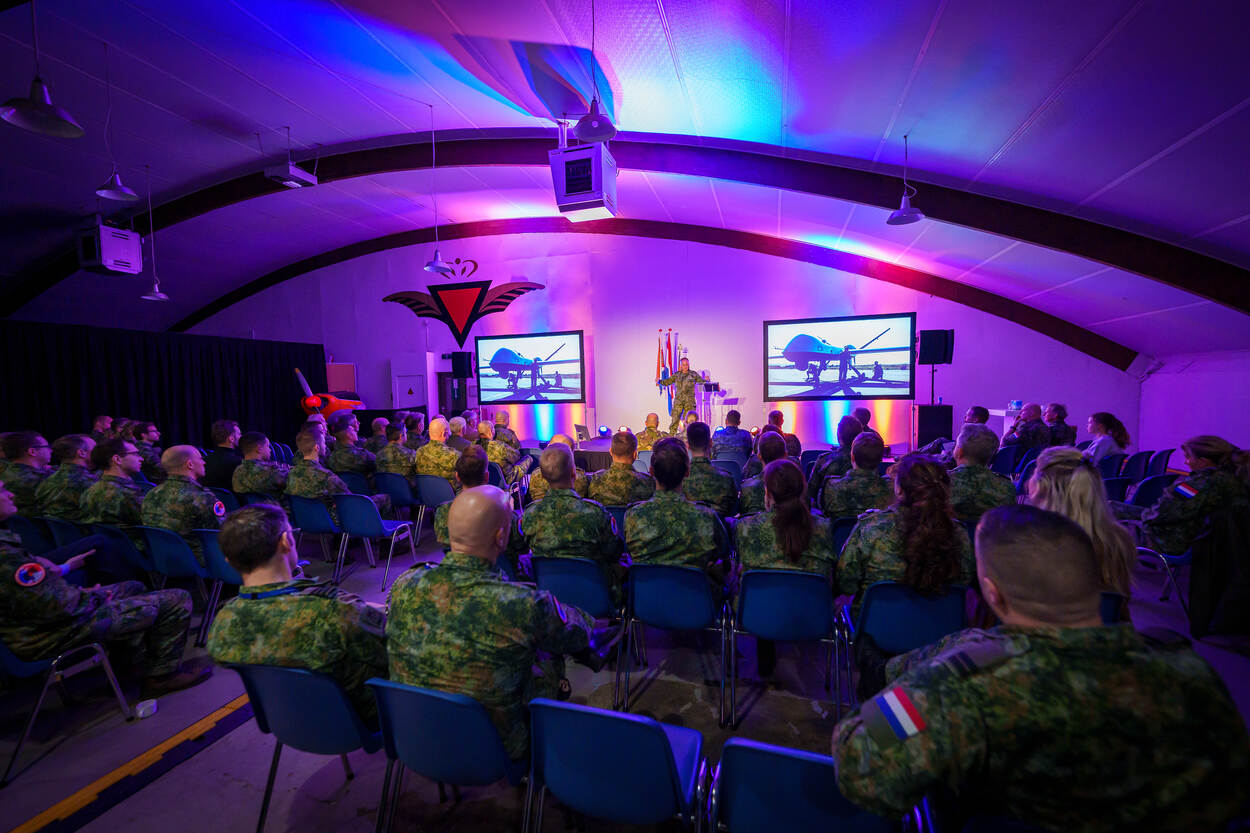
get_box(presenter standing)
[659,357,704,434]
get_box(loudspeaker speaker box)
[451,351,473,379]
[917,329,955,365]
[913,404,953,449]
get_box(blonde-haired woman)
[1029,447,1136,601]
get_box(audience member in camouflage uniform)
[447,417,472,453]
[35,434,98,522]
[947,423,1016,523]
[0,431,52,515]
[0,482,209,695]
[1001,403,1050,454]
[231,432,289,504]
[739,432,788,516]
[327,424,377,478]
[414,418,459,492]
[767,410,803,457]
[493,411,522,451]
[832,505,1250,832]
[207,504,388,721]
[80,440,151,538]
[433,448,526,562]
[287,431,391,522]
[402,413,427,451]
[479,422,533,485]
[141,446,224,564]
[711,409,754,459]
[736,460,838,577]
[130,421,166,483]
[658,358,701,434]
[527,434,587,502]
[89,415,112,445]
[388,486,599,760]
[682,422,738,516]
[808,416,863,501]
[838,454,974,620]
[851,407,883,442]
[1134,435,1250,555]
[822,433,894,519]
[1043,403,1077,447]
[363,418,390,454]
[635,413,668,451]
[587,431,655,506]
[376,424,419,480]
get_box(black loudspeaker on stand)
[450,351,473,379]
[914,404,953,450]
[917,329,954,405]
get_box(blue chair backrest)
[713,450,749,467]
[604,505,628,540]
[337,471,372,495]
[487,462,505,488]
[0,637,52,678]
[91,523,153,572]
[197,529,242,585]
[1129,473,1179,508]
[531,557,614,618]
[1096,453,1127,480]
[738,570,834,642]
[333,493,386,537]
[209,487,241,513]
[632,458,650,474]
[831,517,858,555]
[7,516,52,555]
[529,698,692,826]
[716,738,892,833]
[799,449,824,467]
[1120,451,1152,483]
[288,495,340,534]
[42,516,84,548]
[1147,448,1174,477]
[711,459,743,488]
[374,472,418,508]
[636,450,653,468]
[802,460,816,480]
[228,664,379,754]
[239,492,276,506]
[630,565,718,631]
[1101,476,1131,503]
[854,582,967,656]
[1013,446,1040,474]
[140,526,209,579]
[1016,460,1037,494]
[414,475,455,508]
[367,679,519,786]
[877,461,892,477]
[989,446,1018,476]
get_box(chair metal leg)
[333,534,350,584]
[196,580,223,647]
[256,740,283,833]
[622,616,634,712]
[94,646,133,721]
[718,615,728,728]
[381,533,398,592]
[340,752,354,780]
[387,765,404,833]
[533,784,547,833]
[1,668,57,786]
[522,774,535,833]
[319,535,332,562]
[374,760,395,833]
[413,506,426,542]
[729,628,738,729]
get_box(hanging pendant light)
[141,166,168,301]
[424,105,453,276]
[573,0,616,144]
[95,44,137,201]
[1,0,84,138]
[886,133,925,226]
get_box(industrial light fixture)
[573,0,616,144]
[94,44,137,201]
[140,166,168,301]
[423,105,452,276]
[1,0,84,138]
[886,133,925,226]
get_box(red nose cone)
[302,395,322,412]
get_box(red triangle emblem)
[436,287,483,334]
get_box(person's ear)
[980,574,1007,616]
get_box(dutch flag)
[876,687,926,740]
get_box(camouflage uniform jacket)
[414,441,459,490]
[522,488,623,575]
[837,507,974,619]
[1142,466,1250,556]
[207,578,389,722]
[387,552,595,759]
[327,444,376,475]
[363,434,389,454]
[809,449,852,499]
[35,464,98,522]
[736,511,837,577]
[494,425,521,451]
[1048,421,1077,447]
[286,458,351,521]
[658,369,699,403]
[738,475,767,515]
[0,462,50,516]
[1001,418,1049,452]
[743,455,764,480]
[625,490,726,572]
[833,625,1250,831]
[403,433,427,452]
[528,465,588,502]
[948,464,1017,523]
[485,439,529,484]
[711,426,753,458]
[141,475,224,563]
[434,504,527,559]
[135,441,165,483]
[231,459,289,501]
[682,457,739,516]
[586,462,655,506]
[821,468,894,520]
[80,474,150,537]
[635,427,667,451]
[376,444,418,479]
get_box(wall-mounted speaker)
[917,329,955,365]
[451,351,473,379]
[913,404,953,449]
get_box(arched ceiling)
[2,0,1249,361]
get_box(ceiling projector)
[264,161,318,189]
[549,142,617,222]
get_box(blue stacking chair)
[1138,540,1198,616]
[526,699,707,833]
[91,523,154,574]
[531,557,618,620]
[414,475,455,537]
[6,515,53,555]
[1096,453,1127,480]
[337,471,372,495]
[41,516,84,548]
[1120,451,1152,483]
[1013,446,1041,476]
[228,665,382,833]
[333,494,415,591]
[1,638,132,786]
[367,680,526,833]
[632,457,650,474]
[731,570,838,726]
[140,526,214,645]
[830,517,858,555]
[1076,439,1092,451]
[712,459,743,488]
[1147,448,1174,477]
[288,495,348,572]
[604,505,629,541]
[1127,473,1179,508]
[1101,476,1131,502]
[989,446,1019,477]
[197,529,242,640]
[209,487,241,513]
[374,472,420,524]
[486,462,506,488]
[799,449,824,468]
[1016,460,1037,495]
[709,737,893,833]
[713,450,749,468]
[1100,592,1126,624]
[624,565,730,723]
[239,492,276,506]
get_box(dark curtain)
[0,321,327,447]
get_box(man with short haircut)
[327,422,377,476]
[207,504,388,721]
[462,409,480,435]
[658,357,701,434]
[376,424,418,480]
[403,414,427,451]
[90,415,112,444]
[141,446,223,564]
[948,424,1017,523]
[918,405,994,460]
[587,431,655,506]
[711,410,753,458]
[388,486,598,760]
[523,444,625,593]
[738,433,787,516]
[808,416,864,497]
[832,505,1250,831]
[526,434,587,501]
[0,431,52,515]
[965,405,989,425]
[232,432,289,504]
[287,430,388,522]
[479,422,533,484]
[635,412,667,451]
[364,418,390,454]
[203,419,243,490]
[433,447,526,559]
[682,422,738,516]
[822,433,893,519]
[851,407,883,441]
[81,440,152,548]
[1044,403,1077,447]
[1002,402,1049,452]
[626,438,728,579]
[132,421,165,483]
[36,434,98,522]
[768,410,802,458]
[414,418,460,492]
[447,416,472,452]
[493,411,521,451]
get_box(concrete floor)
[3,525,1247,833]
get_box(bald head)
[161,445,204,479]
[539,443,575,489]
[447,485,513,561]
[495,411,509,426]
[428,418,449,442]
[644,413,659,429]
[548,433,574,448]
[1021,402,1042,422]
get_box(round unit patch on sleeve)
[213,500,227,518]
[15,562,46,587]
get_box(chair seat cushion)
[659,722,703,808]
[379,520,411,535]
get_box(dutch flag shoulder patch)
[863,686,927,747]
[1174,481,1199,499]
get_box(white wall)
[191,233,1141,447]
[1138,350,1250,469]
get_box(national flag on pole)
[655,332,663,389]
[663,330,674,413]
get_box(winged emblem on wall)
[384,279,545,347]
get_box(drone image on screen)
[765,314,915,400]
[476,331,585,404]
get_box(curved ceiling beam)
[4,132,1249,320]
[169,216,1138,370]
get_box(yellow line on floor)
[8,693,250,833]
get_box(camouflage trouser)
[504,456,534,485]
[669,397,695,434]
[85,582,192,677]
